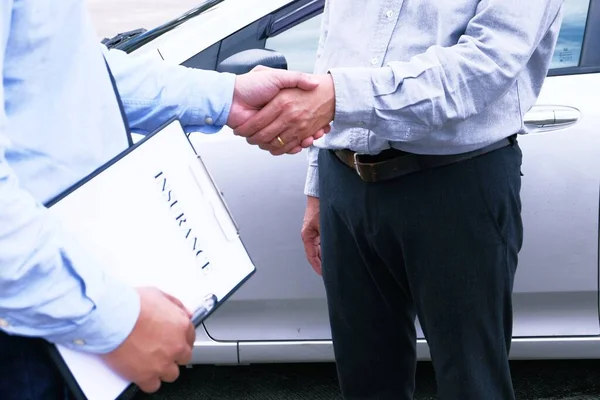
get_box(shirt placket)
[358,0,404,154]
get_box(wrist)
[318,74,336,123]
[226,76,240,128]
[307,195,320,205]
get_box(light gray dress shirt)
[305,0,565,197]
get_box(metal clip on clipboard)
[188,154,240,242]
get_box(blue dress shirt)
[0,0,235,353]
[305,0,565,197]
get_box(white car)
[109,0,600,365]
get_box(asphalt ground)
[130,360,600,400]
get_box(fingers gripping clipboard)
[43,117,256,400]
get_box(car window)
[549,0,591,70]
[265,14,323,73]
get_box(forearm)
[329,0,564,141]
[102,45,236,134]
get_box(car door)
[188,0,333,343]
[191,0,600,345]
[511,0,600,338]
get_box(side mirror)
[216,49,288,74]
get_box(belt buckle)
[353,152,365,180]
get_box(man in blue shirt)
[234,0,565,398]
[0,1,323,399]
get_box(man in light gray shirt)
[235,1,565,398]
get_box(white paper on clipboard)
[46,119,255,400]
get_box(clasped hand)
[227,66,335,155]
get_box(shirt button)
[205,117,214,125]
[72,339,86,346]
[370,57,379,66]
[386,10,394,18]
[0,318,9,328]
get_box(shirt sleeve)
[102,45,236,135]
[304,0,332,198]
[328,0,565,142]
[0,162,141,354]
[0,4,140,354]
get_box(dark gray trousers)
[318,141,523,400]
[0,331,70,399]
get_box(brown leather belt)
[333,136,515,183]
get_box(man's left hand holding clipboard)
[98,287,197,394]
[0,2,329,399]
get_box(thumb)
[274,70,320,91]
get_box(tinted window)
[550,0,591,70]
[264,14,323,73]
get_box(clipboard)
[43,117,256,400]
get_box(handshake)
[225,66,336,155]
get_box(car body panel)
[512,72,600,337]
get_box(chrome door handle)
[524,105,580,130]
